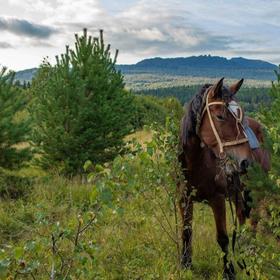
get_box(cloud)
[62,0,236,60]
[106,26,234,57]
[0,17,57,39]
[1,0,280,69]
[232,49,280,56]
[128,28,166,42]
[0,42,13,48]
[29,40,55,48]
[87,2,236,58]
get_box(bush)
[0,67,31,170]
[132,95,183,129]
[0,118,185,279]
[236,67,280,279]
[0,168,33,199]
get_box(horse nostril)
[240,159,249,172]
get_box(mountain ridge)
[131,55,276,69]
[15,55,278,82]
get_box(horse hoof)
[223,274,236,280]
[181,256,192,269]
[223,266,236,280]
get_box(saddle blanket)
[243,120,260,149]
[228,101,260,150]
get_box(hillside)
[124,74,271,91]
[14,68,37,83]
[14,55,278,82]
[118,55,278,80]
[133,56,276,69]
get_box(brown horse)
[178,78,270,279]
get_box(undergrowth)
[0,121,279,279]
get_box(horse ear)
[210,77,224,98]
[229,78,244,95]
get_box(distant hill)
[15,55,278,82]
[133,56,276,69]
[15,68,37,83]
[118,55,278,80]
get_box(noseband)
[200,89,248,158]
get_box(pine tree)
[31,29,134,175]
[0,67,31,169]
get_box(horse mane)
[180,84,212,147]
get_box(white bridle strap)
[200,91,248,156]
[201,101,225,118]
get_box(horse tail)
[252,148,271,173]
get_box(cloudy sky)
[0,0,279,70]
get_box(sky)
[0,0,279,70]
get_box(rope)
[216,153,250,275]
[226,172,250,276]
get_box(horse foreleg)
[210,195,235,280]
[179,193,193,268]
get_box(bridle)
[200,88,248,159]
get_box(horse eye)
[216,115,225,121]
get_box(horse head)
[199,78,252,174]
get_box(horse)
[178,78,270,279]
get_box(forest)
[137,85,271,113]
[0,29,279,280]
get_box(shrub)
[0,168,33,199]
[0,67,31,170]
[132,95,183,129]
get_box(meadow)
[0,125,279,279]
[0,29,279,280]
[124,74,271,91]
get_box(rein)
[200,89,248,158]
[199,88,251,274]
[227,173,251,276]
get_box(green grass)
[0,129,279,279]
[0,175,257,279]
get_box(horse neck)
[185,136,204,163]
[186,134,220,170]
